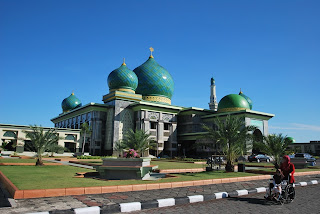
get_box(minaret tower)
[209,77,218,111]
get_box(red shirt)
[280,162,295,183]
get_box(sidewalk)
[45,159,94,169]
[0,174,319,214]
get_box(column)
[170,122,178,157]
[16,129,25,153]
[158,119,164,156]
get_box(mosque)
[51,48,275,157]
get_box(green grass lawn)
[244,162,274,167]
[0,158,49,163]
[0,165,258,190]
[247,167,320,173]
[296,168,320,172]
[309,165,320,169]
[152,161,205,169]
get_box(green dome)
[133,57,174,104]
[62,93,82,113]
[285,137,296,144]
[107,63,138,92]
[218,94,250,112]
[239,90,253,110]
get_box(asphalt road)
[132,184,320,214]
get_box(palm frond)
[120,129,153,156]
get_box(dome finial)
[149,47,154,58]
[122,58,126,66]
[72,90,74,95]
[239,88,243,94]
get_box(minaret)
[209,77,218,111]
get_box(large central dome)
[133,56,174,105]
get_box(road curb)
[106,179,320,213]
[20,179,320,213]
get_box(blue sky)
[1,0,319,143]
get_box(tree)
[46,143,65,157]
[113,140,125,157]
[24,125,60,166]
[253,133,293,169]
[203,115,256,172]
[197,127,220,156]
[120,129,156,157]
[80,122,92,155]
[0,142,8,151]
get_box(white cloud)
[269,123,320,132]
[291,123,320,131]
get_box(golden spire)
[149,47,154,58]
[239,88,243,94]
[72,90,74,95]
[122,58,126,66]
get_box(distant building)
[0,124,80,153]
[288,141,320,155]
[51,49,275,157]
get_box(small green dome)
[133,57,174,104]
[62,93,82,113]
[239,90,253,110]
[107,63,138,92]
[285,137,296,144]
[218,94,250,112]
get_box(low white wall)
[0,151,89,157]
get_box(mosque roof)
[286,137,296,144]
[61,93,82,113]
[217,94,250,112]
[107,61,138,92]
[239,89,253,110]
[133,55,174,100]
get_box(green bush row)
[183,158,205,161]
[153,157,206,162]
[76,155,116,159]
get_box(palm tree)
[120,129,156,157]
[24,125,60,166]
[0,142,8,151]
[198,126,220,155]
[254,134,293,169]
[80,122,92,155]
[203,115,256,172]
[46,143,65,157]
[113,140,125,157]
[196,128,221,169]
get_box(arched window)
[3,131,17,138]
[119,109,133,140]
[65,134,75,141]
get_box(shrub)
[124,149,140,158]
[77,156,102,159]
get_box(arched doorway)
[252,129,263,154]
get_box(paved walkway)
[0,174,319,214]
[45,159,94,169]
